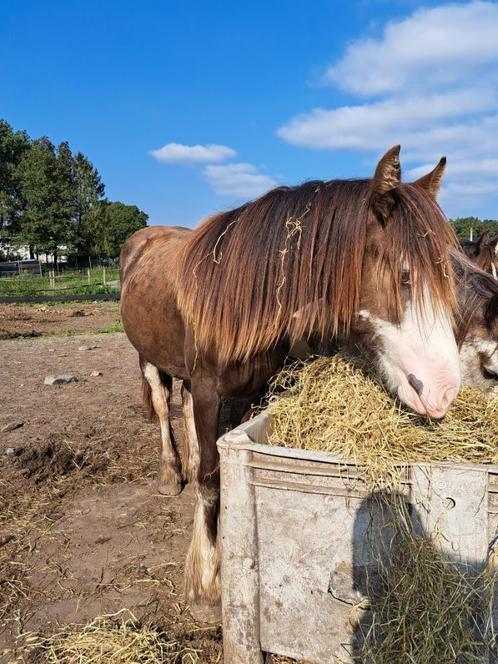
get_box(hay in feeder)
[268,355,498,484]
[266,356,498,661]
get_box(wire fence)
[0,265,121,297]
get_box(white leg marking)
[185,489,221,609]
[143,362,182,494]
[181,384,200,483]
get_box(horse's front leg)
[185,372,222,623]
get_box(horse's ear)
[477,231,490,254]
[489,234,498,254]
[485,293,498,328]
[370,145,401,221]
[413,157,446,199]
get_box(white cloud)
[203,163,278,198]
[149,142,236,164]
[277,2,498,215]
[325,1,498,96]
[277,90,498,152]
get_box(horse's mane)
[452,248,498,345]
[176,179,458,365]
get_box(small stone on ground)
[2,421,24,433]
[90,370,102,377]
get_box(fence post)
[103,267,106,287]
[87,268,91,286]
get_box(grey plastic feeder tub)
[217,411,498,664]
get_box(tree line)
[450,217,498,241]
[0,119,148,267]
[1,118,496,266]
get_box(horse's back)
[120,225,191,283]
[120,225,192,378]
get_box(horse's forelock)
[379,184,458,323]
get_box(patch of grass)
[0,268,120,297]
[96,319,124,334]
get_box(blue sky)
[2,1,498,225]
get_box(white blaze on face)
[360,292,461,419]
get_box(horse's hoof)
[157,465,183,496]
[189,601,222,625]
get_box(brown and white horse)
[121,228,498,495]
[121,146,462,620]
[461,231,498,279]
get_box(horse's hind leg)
[181,380,199,484]
[142,361,183,496]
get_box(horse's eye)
[401,270,411,285]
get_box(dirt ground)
[0,302,121,339]
[0,330,218,662]
[0,306,296,663]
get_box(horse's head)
[351,146,460,419]
[455,253,498,390]
[461,232,498,279]
[461,295,498,390]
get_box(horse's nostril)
[407,373,424,396]
[482,367,498,381]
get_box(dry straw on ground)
[19,610,218,664]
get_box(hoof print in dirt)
[44,374,79,385]
[78,344,99,351]
[13,439,104,483]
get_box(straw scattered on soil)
[13,610,220,664]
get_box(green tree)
[0,120,30,239]
[16,137,56,257]
[450,217,481,241]
[73,152,105,260]
[16,139,76,267]
[480,219,498,237]
[52,141,77,266]
[450,217,498,241]
[89,200,148,258]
